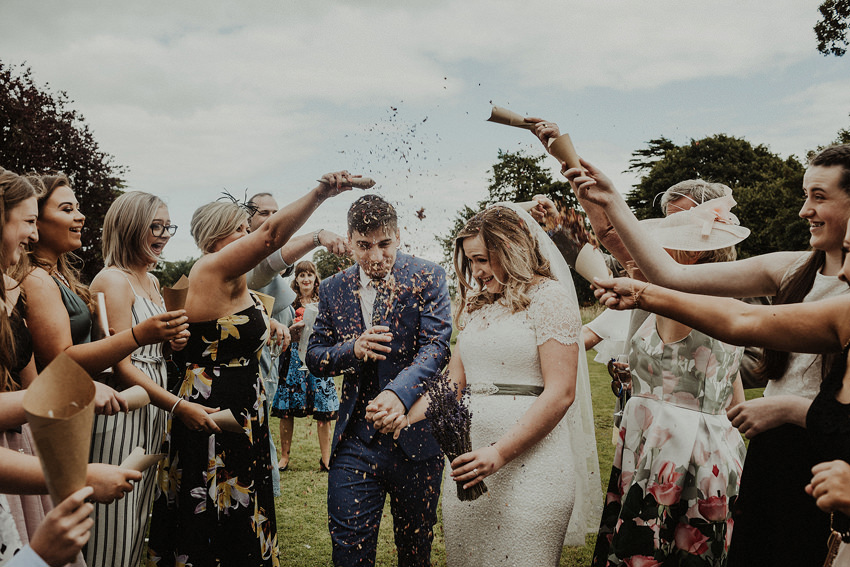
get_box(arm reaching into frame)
[593,276,850,354]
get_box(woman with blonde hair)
[379,203,600,566]
[86,191,220,567]
[272,259,339,471]
[147,172,354,567]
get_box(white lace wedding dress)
[441,279,588,566]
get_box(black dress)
[147,294,279,566]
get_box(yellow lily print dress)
[148,294,279,566]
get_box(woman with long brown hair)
[271,260,339,472]
[557,143,850,566]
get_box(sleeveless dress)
[0,294,44,566]
[147,294,280,567]
[727,266,850,567]
[271,302,339,421]
[807,347,850,566]
[84,271,168,567]
[1,278,89,567]
[593,313,746,567]
[441,280,581,566]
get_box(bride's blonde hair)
[453,206,553,328]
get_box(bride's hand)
[450,445,505,489]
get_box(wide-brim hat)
[639,191,750,252]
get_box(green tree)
[815,0,850,56]
[625,134,808,258]
[313,248,354,280]
[0,61,125,282]
[152,258,197,288]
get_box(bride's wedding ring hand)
[451,446,506,489]
[354,325,393,361]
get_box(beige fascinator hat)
[640,186,750,251]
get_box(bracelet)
[633,283,651,310]
[404,415,410,429]
[313,229,323,248]
[170,398,183,415]
[130,326,142,347]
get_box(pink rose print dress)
[592,313,746,567]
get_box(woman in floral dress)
[272,260,338,472]
[146,172,353,567]
[591,194,750,566]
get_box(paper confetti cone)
[162,274,189,311]
[23,354,96,504]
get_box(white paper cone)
[575,243,610,282]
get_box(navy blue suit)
[307,252,451,566]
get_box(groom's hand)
[354,325,393,361]
[365,390,405,431]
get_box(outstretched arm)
[526,118,635,267]
[23,268,189,375]
[247,230,348,290]
[567,159,800,298]
[211,172,355,281]
[594,276,850,353]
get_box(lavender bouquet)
[423,370,487,501]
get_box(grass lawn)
[271,306,762,566]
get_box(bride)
[374,202,600,565]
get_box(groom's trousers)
[328,432,443,567]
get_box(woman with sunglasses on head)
[84,191,220,567]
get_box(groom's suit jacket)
[306,252,452,461]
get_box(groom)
[306,195,452,566]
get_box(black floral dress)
[147,295,279,567]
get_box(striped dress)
[85,272,168,567]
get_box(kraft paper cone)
[575,243,610,282]
[548,133,582,171]
[316,177,376,189]
[162,275,189,311]
[210,409,243,433]
[486,106,535,130]
[23,354,96,505]
[122,385,150,412]
[119,447,165,472]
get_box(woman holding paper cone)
[85,191,219,567]
[0,168,142,565]
[147,172,354,567]
[559,146,850,567]
[16,174,190,398]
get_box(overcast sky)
[2,0,848,262]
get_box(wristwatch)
[313,229,323,248]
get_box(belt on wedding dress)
[469,383,544,397]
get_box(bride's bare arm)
[452,338,578,489]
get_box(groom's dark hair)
[347,194,398,236]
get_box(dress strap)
[104,267,139,296]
